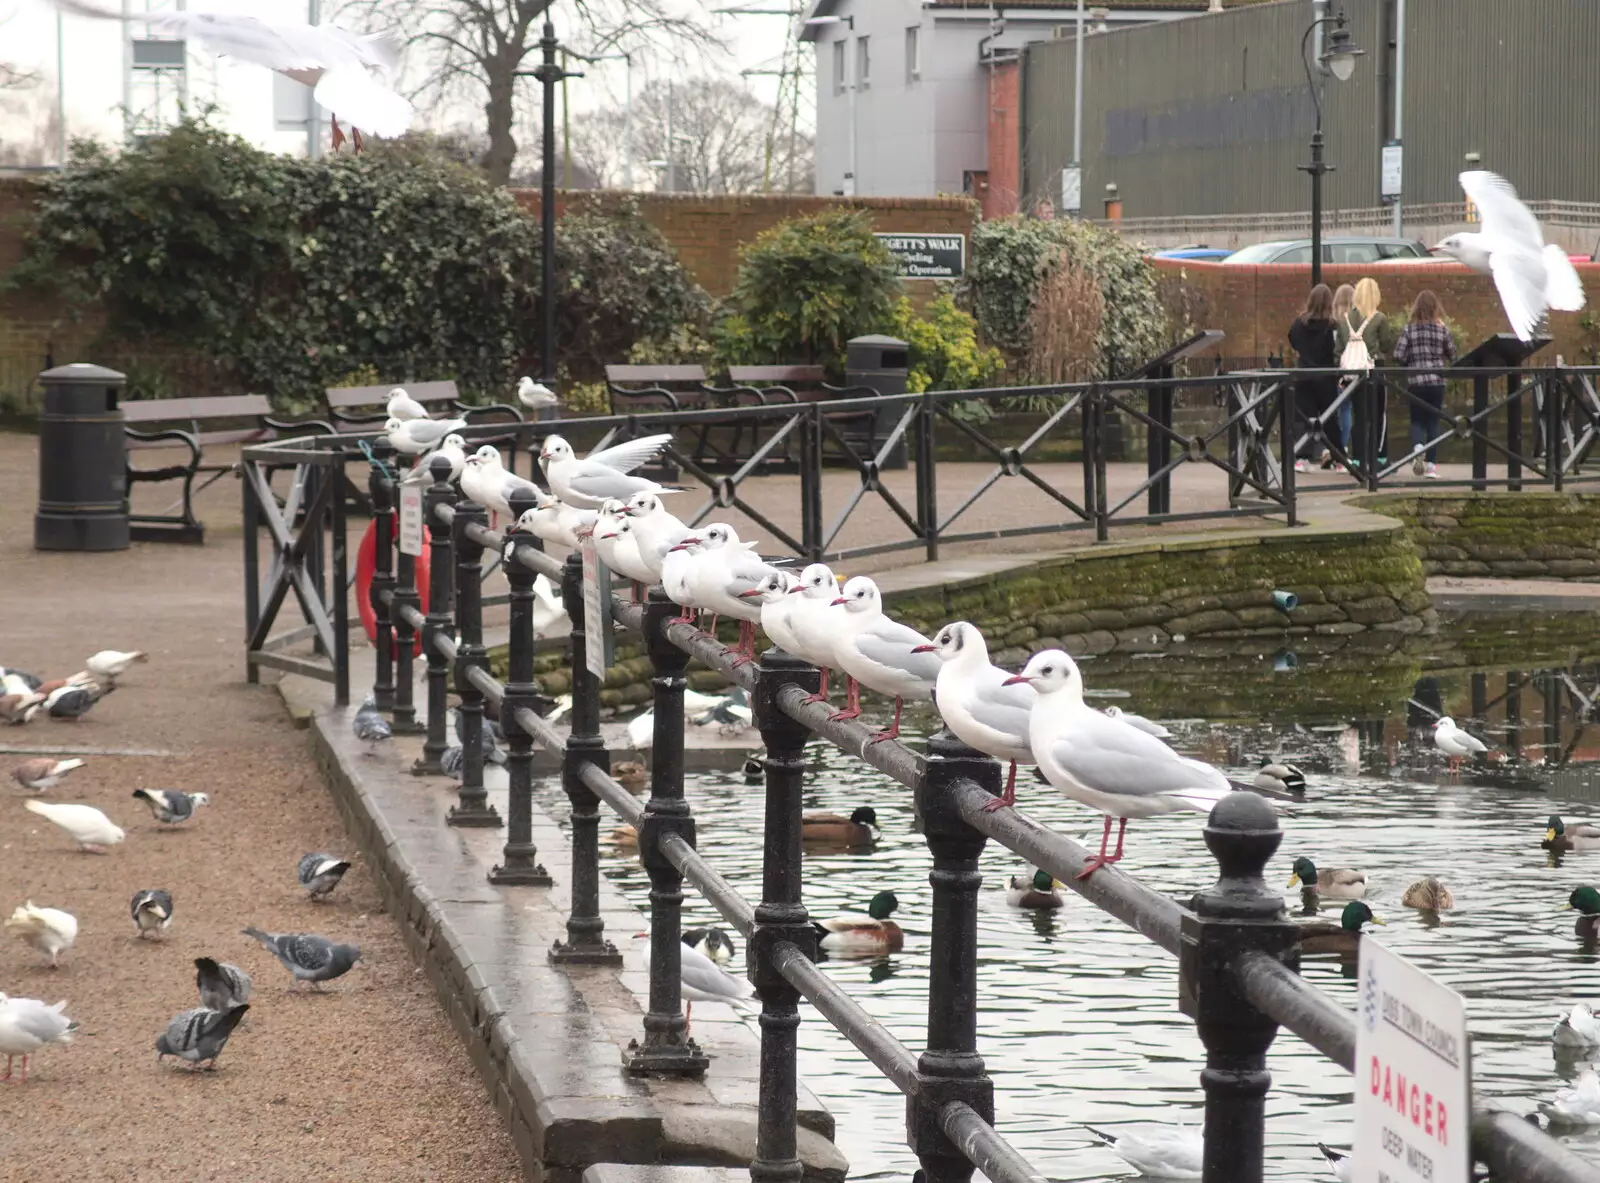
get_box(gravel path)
[0,431,520,1181]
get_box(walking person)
[1288,284,1339,472]
[1334,278,1390,468]
[1393,289,1455,479]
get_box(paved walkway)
[0,431,521,1180]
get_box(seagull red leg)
[868,696,905,744]
[1076,816,1117,880]
[1107,817,1128,865]
[802,668,831,705]
[830,677,862,722]
[982,760,1019,812]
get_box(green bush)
[715,209,901,371]
[886,294,1003,393]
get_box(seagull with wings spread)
[539,433,678,510]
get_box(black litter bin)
[34,363,129,552]
[845,334,910,470]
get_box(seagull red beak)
[1001,674,1032,686]
[670,538,700,551]
[830,596,848,606]
[910,644,935,653]
[737,588,764,598]
[786,585,804,595]
[539,450,554,460]
[600,531,619,540]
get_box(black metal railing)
[285,444,1600,1183]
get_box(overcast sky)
[0,0,804,170]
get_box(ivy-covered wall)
[1367,492,1600,579]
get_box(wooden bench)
[725,365,883,459]
[604,365,712,414]
[325,379,524,430]
[124,394,304,544]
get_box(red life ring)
[355,518,431,656]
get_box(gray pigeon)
[242,927,360,988]
[45,681,112,721]
[131,788,209,825]
[450,708,507,765]
[352,694,391,752]
[297,853,351,901]
[130,889,173,939]
[194,957,252,1011]
[155,1004,249,1069]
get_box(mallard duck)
[1545,816,1600,852]
[1298,901,1384,956]
[1287,857,1367,899]
[802,806,878,845]
[1553,1003,1600,1051]
[1006,870,1064,910]
[682,927,737,965]
[1539,1068,1600,1126]
[613,761,648,792]
[1254,760,1306,795]
[813,891,904,956]
[1568,886,1600,938]
[1401,877,1454,910]
[741,755,765,783]
[610,824,638,849]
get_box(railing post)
[1178,792,1299,1183]
[1149,367,1174,515]
[916,394,939,563]
[491,488,553,885]
[1548,373,1565,493]
[449,496,502,828]
[1507,369,1524,492]
[1362,377,1381,493]
[551,550,621,964]
[1090,387,1110,542]
[626,590,709,1076]
[416,455,455,776]
[368,448,397,713]
[1278,382,1298,528]
[331,453,350,707]
[910,729,1001,1183]
[390,459,423,735]
[1472,373,1488,491]
[243,461,261,684]
[801,404,824,563]
[748,648,822,1183]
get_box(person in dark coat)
[1288,283,1339,469]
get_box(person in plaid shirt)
[1393,290,1455,478]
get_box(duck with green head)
[1545,817,1600,853]
[814,890,904,956]
[1298,901,1384,956]
[1287,856,1367,900]
[802,806,879,846]
[1006,870,1064,911]
[1568,886,1600,939]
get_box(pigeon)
[353,694,392,753]
[242,927,361,988]
[131,788,209,825]
[85,649,147,682]
[402,432,468,486]
[45,0,412,141]
[11,757,85,792]
[540,433,678,510]
[1434,171,1586,342]
[24,798,125,852]
[5,902,78,967]
[44,679,112,721]
[0,995,77,1082]
[682,927,737,965]
[0,667,43,691]
[517,376,559,411]
[0,692,45,725]
[130,889,174,939]
[385,416,467,457]
[155,1004,250,1070]
[195,957,253,1011]
[385,387,429,421]
[1086,1124,1203,1179]
[450,707,507,765]
[298,853,352,901]
[1101,705,1171,739]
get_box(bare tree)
[343,0,718,185]
[571,76,813,194]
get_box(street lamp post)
[1299,10,1363,288]
[525,22,581,390]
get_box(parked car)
[1221,236,1434,265]
[1149,245,1233,261]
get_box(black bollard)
[416,454,456,776]
[551,551,622,965]
[626,590,708,1076]
[449,496,501,828]
[1178,791,1298,1183]
[911,729,1000,1183]
[367,448,397,713]
[490,487,552,885]
[748,646,821,1183]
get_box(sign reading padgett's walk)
[1355,939,1471,1183]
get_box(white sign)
[1061,165,1083,214]
[1354,939,1470,1183]
[1381,142,1404,200]
[398,485,423,556]
[580,541,611,680]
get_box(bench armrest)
[125,426,202,471]
[329,407,388,425]
[262,415,336,436]
[457,401,525,425]
[607,386,684,413]
[819,382,881,400]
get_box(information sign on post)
[580,540,613,680]
[398,484,423,557]
[1381,141,1404,201]
[1354,939,1470,1183]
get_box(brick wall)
[1153,257,1600,363]
[983,60,1021,221]
[510,189,978,296]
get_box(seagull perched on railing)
[914,621,1035,808]
[594,501,653,600]
[517,377,559,412]
[539,433,678,510]
[687,523,782,664]
[386,416,466,457]
[385,388,429,422]
[783,563,849,706]
[461,446,546,528]
[828,576,939,743]
[620,493,689,583]
[402,432,467,485]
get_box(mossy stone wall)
[1367,492,1600,579]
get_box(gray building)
[800,0,1217,201]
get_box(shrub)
[956,217,1063,356]
[886,294,1004,393]
[716,209,901,371]
[1024,260,1104,385]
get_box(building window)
[906,26,920,83]
[833,39,846,95]
[857,36,870,89]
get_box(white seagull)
[1086,1124,1202,1179]
[594,501,654,599]
[46,0,413,142]
[633,931,753,1034]
[828,576,940,743]
[1540,1068,1600,1126]
[540,433,677,510]
[4,902,78,967]
[517,377,559,412]
[1102,705,1171,740]
[386,416,467,457]
[1007,650,1233,878]
[24,799,126,853]
[385,388,429,421]
[403,433,467,485]
[1553,1003,1600,1051]
[0,995,77,1083]
[1432,716,1488,771]
[514,496,598,551]
[620,492,689,582]
[914,621,1035,807]
[1434,171,1586,342]
[740,569,800,656]
[688,523,780,663]
[461,446,545,525]
[781,563,849,705]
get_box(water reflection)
[537,624,1600,1180]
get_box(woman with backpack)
[1333,278,1388,467]
[1393,289,1455,479]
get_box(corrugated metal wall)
[1022,0,1600,220]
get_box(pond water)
[536,619,1600,1182]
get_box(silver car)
[1221,236,1434,265]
